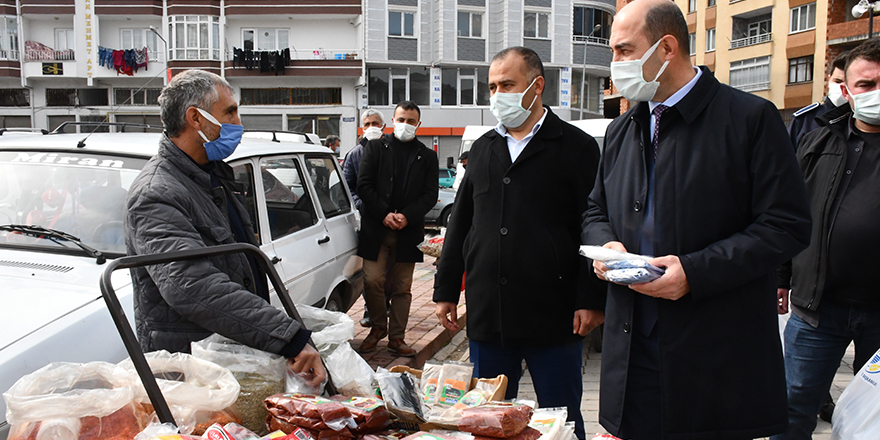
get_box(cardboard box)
[388,365,509,431]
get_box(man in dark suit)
[434,47,605,440]
[582,0,812,438]
[357,101,438,356]
[787,51,848,151]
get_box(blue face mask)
[196,107,243,161]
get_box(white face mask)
[827,82,847,107]
[363,126,384,140]
[847,86,880,126]
[490,77,538,129]
[610,38,670,102]
[394,122,418,142]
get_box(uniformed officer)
[788,51,849,150]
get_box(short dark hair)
[325,134,340,146]
[643,1,690,59]
[846,39,880,75]
[830,50,849,76]
[492,46,545,82]
[395,101,421,117]
[459,151,468,161]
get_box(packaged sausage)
[458,403,534,438]
[330,396,391,432]
[473,427,542,440]
[263,394,356,428]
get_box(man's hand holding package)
[288,344,326,389]
[593,241,690,301]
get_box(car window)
[260,157,318,240]
[439,169,447,178]
[0,151,147,255]
[303,155,351,219]
[232,162,261,243]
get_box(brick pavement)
[347,256,466,370]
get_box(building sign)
[560,67,571,108]
[430,67,441,109]
[42,63,63,75]
[75,0,96,85]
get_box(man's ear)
[659,35,678,61]
[534,76,545,96]
[185,107,202,131]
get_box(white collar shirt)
[494,107,549,163]
[648,67,702,135]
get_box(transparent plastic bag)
[528,407,567,440]
[831,348,880,440]
[324,342,374,397]
[458,403,534,438]
[298,304,356,348]
[2,361,148,440]
[119,350,241,435]
[418,237,445,258]
[191,335,286,435]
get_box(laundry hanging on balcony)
[97,46,149,76]
[231,47,290,75]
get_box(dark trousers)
[469,339,586,440]
[619,325,662,440]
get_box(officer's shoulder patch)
[793,102,821,117]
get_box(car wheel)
[325,289,343,312]
[439,206,453,227]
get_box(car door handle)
[317,235,330,244]
[271,256,282,264]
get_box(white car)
[0,129,363,437]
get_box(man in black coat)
[583,1,812,438]
[434,47,605,440]
[357,101,438,356]
[787,51,848,151]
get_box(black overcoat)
[583,68,812,439]
[434,108,605,346]
[357,134,438,262]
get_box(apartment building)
[826,0,880,76]
[0,0,613,160]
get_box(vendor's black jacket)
[433,107,604,347]
[778,102,856,311]
[357,134,438,262]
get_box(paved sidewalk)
[347,256,467,370]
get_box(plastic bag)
[420,362,443,407]
[331,396,392,433]
[458,403,534,438]
[473,428,541,440]
[375,368,427,422]
[528,407,567,440]
[429,378,498,425]
[119,350,241,435]
[418,237,445,258]
[831,348,880,439]
[3,361,148,440]
[603,260,664,285]
[298,304,356,348]
[191,334,286,435]
[324,342,375,397]
[264,393,357,440]
[433,362,474,408]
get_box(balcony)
[0,49,19,61]
[573,35,610,45]
[223,47,362,77]
[24,41,74,61]
[730,32,771,49]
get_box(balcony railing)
[25,49,74,61]
[0,49,18,60]
[573,35,610,45]
[732,80,770,92]
[730,33,772,49]
[225,48,363,63]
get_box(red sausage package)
[458,403,534,438]
[330,396,392,432]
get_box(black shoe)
[359,316,372,328]
[819,396,835,423]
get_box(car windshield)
[0,151,148,255]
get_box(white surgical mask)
[847,86,880,126]
[827,82,847,107]
[490,77,538,129]
[610,39,670,102]
[394,122,418,142]
[363,126,384,140]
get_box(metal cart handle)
[99,242,337,427]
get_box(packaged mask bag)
[603,260,665,285]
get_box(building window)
[55,28,74,51]
[287,116,339,138]
[114,114,163,132]
[441,68,490,106]
[748,20,771,37]
[121,29,158,52]
[389,11,415,37]
[688,33,696,55]
[524,12,549,39]
[114,88,162,106]
[240,88,342,105]
[730,56,770,92]
[573,6,612,42]
[790,3,816,33]
[242,28,290,51]
[789,56,814,84]
[0,89,28,106]
[708,0,716,7]
[543,69,559,106]
[706,28,716,51]
[168,15,220,61]
[689,0,697,12]
[368,67,431,106]
[458,11,482,38]
[46,88,109,107]
[0,17,18,60]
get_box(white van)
[567,118,614,154]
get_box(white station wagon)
[0,128,363,437]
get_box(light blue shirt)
[648,67,702,135]
[494,108,549,163]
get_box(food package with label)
[429,379,498,425]
[330,396,392,433]
[458,403,534,439]
[432,362,474,409]
[375,368,428,423]
[419,362,442,407]
[119,350,241,436]
[264,393,357,439]
[191,334,287,435]
[472,428,542,440]
[527,407,567,440]
[3,361,149,440]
